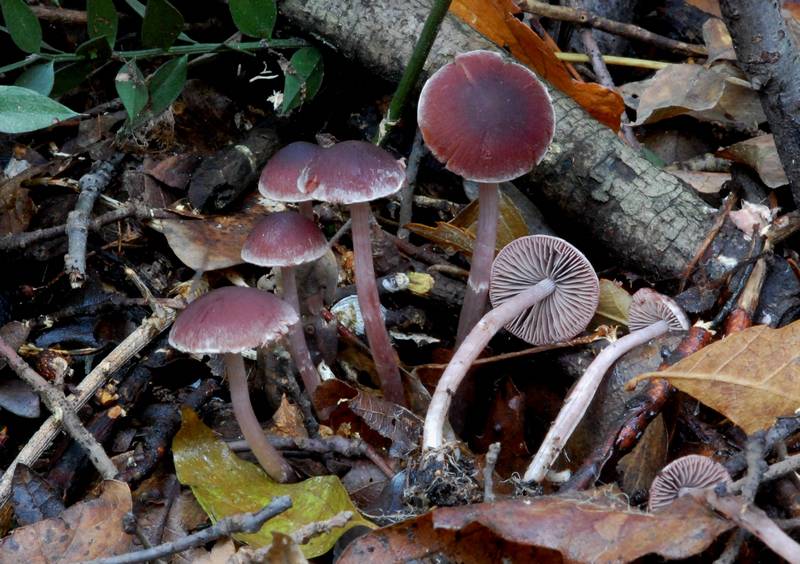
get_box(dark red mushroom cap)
[259,141,321,203]
[417,50,555,183]
[649,455,731,511]
[628,288,689,332]
[490,235,599,345]
[298,140,406,205]
[241,211,327,267]
[169,286,298,354]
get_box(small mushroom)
[169,286,298,482]
[649,454,731,511]
[242,211,327,395]
[299,140,407,406]
[259,141,321,218]
[422,235,599,451]
[418,50,555,345]
[525,288,690,483]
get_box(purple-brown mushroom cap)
[629,288,690,332]
[490,235,599,345]
[298,140,406,205]
[241,211,328,267]
[418,50,555,183]
[169,287,298,354]
[649,455,731,511]
[259,142,321,203]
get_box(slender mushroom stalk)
[417,50,555,345]
[169,287,300,482]
[242,211,328,395]
[224,353,295,482]
[423,235,599,450]
[524,288,689,483]
[299,140,408,406]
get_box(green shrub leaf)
[147,54,187,117]
[141,0,184,49]
[229,0,276,39]
[14,62,54,96]
[281,47,323,114]
[87,0,118,46]
[0,0,42,53]
[115,61,148,121]
[0,86,78,134]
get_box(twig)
[554,52,670,70]
[328,218,352,248]
[483,442,501,502]
[519,0,707,56]
[64,154,125,288]
[0,335,117,479]
[731,452,800,491]
[0,308,176,509]
[397,129,425,240]
[374,0,453,144]
[81,496,293,564]
[0,202,167,252]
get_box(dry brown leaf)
[269,395,309,439]
[0,180,34,236]
[450,0,623,130]
[338,490,731,563]
[717,134,788,188]
[623,63,764,129]
[617,414,669,501]
[669,170,731,195]
[347,392,422,458]
[404,221,475,255]
[687,0,721,16]
[590,279,632,329]
[629,321,800,434]
[702,18,735,63]
[0,480,133,562]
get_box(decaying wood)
[279,0,740,280]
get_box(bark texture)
[280,0,721,279]
[720,0,800,207]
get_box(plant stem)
[281,265,322,396]
[455,182,499,346]
[349,202,406,406]
[224,353,296,482]
[374,0,453,145]
[423,278,556,450]
[524,319,669,483]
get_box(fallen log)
[280,0,735,280]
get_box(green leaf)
[14,62,54,96]
[173,408,374,558]
[590,279,632,330]
[281,47,323,114]
[0,0,42,53]
[115,61,148,121]
[229,0,276,39]
[87,0,118,46]
[0,85,78,134]
[147,54,187,117]
[51,60,95,97]
[141,0,184,49]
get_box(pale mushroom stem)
[298,201,314,219]
[423,277,557,450]
[455,183,499,347]
[349,201,407,406]
[223,353,296,482]
[524,319,670,483]
[279,267,321,396]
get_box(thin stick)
[397,129,426,240]
[0,308,176,509]
[375,0,453,144]
[82,496,293,564]
[519,0,707,56]
[554,52,670,70]
[0,336,117,479]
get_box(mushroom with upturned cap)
[422,235,599,451]
[242,211,328,396]
[169,286,298,482]
[299,140,407,406]
[418,50,555,346]
[258,141,321,218]
[525,288,690,483]
[649,454,731,511]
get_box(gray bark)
[720,0,800,207]
[280,0,724,279]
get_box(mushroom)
[649,455,731,511]
[524,288,690,483]
[259,141,321,218]
[417,50,555,345]
[299,140,407,406]
[242,210,327,395]
[169,286,298,482]
[422,235,599,451]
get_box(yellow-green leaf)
[628,321,800,434]
[590,279,632,329]
[173,408,374,558]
